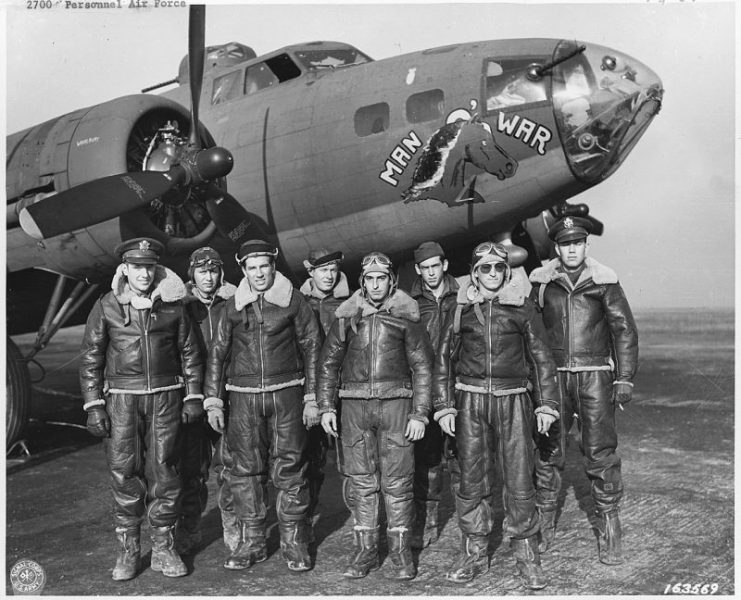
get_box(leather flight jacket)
[185,281,236,351]
[79,265,203,407]
[299,272,351,335]
[409,273,460,351]
[433,277,559,414]
[316,289,434,422]
[204,272,321,399]
[529,257,638,381]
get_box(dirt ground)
[5,309,734,596]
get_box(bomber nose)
[551,40,663,184]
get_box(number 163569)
[664,583,719,595]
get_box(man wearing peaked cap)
[79,236,203,580]
[299,248,352,525]
[529,216,638,565]
[203,238,322,573]
[407,241,460,550]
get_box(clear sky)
[3,0,736,308]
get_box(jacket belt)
[338,380,413,400]
[226,378,305,394]
[227,371,306,389]
[106,375,185,394]
[455,376,531,396]
[551,354,614,371]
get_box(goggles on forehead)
[361,252,392,268]
[478,262,507,275]
[191,257,223,269]
[474,242,508,260]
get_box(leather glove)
[303,401,320,429]
[86,407,111,438]
[181,400,204,424]
[207,407,225,434]
[613,382,633,407]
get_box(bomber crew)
[299,248,353,520]
[318,252,433,581]
[79,237,203,581]
[433,242,559,589]
[408,241,460,549]
[180,247,237,554]
[203,239,322,573]
[530,216,638,564]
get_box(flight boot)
[410,500,439,549]
[220,509,240,554]
[174,516,202,556]
[445,533,489,583]
[598,510,625,565]
[537,508,557,553]
[111,527,141,581]
[343,528,380,578]
[279,521,312,572]
[384,528,416,580]
[150,525,188,578]
[224,522,268,570]
[512,536,547,590]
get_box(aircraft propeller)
[18,4,263,254]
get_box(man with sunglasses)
[178,247,237,555]
[299,248,352,527]
[529,217,638,565]
[318,252,433,581]
[203,240,322,573]
[433,242,559,589]
[408,241,460,549]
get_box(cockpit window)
[406,89,445,124]
[264,54,302,83]
[245,63,279,95]
[295,48,371,71]
[212,71,242,105]
[484,59,548,111]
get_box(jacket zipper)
[142,308,152,391]
[369,314,376,392]
[258,296,265,389]
[486,301,492,392]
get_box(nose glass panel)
[552,40,663,183]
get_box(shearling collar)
[335,289,420,322]
[529,257,618,286]
[112,263,187,306]
[185,281,237,304]
[299,272,350,300]
[410,273,459,300]
[455,274,526,307]
[234,271,293,311]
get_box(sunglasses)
[474,242,508,259]
[361,252,392,267]
[478,262,507,275]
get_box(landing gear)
[7,337,31,449]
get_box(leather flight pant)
[306,424,329,517]
[341,397,415,530]
[534,370,623,514]
[456,390,538,540]
[177,421,212,526]
[104,390,182,530]
[213,433,235,515]
[413,418,444,505]
[226,388,309,526]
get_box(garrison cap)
[236,239,279,263]
[115,237,164,265]
[548,216,593,243]
[189,246,223,269]
[303,248,344,271]
[414,241,445,265]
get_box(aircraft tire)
[6,337,31,449]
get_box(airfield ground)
[5,308,734,595]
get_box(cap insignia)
[139,240,151,252]
[563,217,574,229]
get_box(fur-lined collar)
[409,273,459,300]
[112,263,187,306]
[299,272,350,300]
[185,281,237,303]
[335,289,420,322]
[234,271,293,311]
[455,273,526,307]
[529,257,618,286]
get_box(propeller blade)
[188,5,206,147]
[18,168,186,240]
[204,187,254,246]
